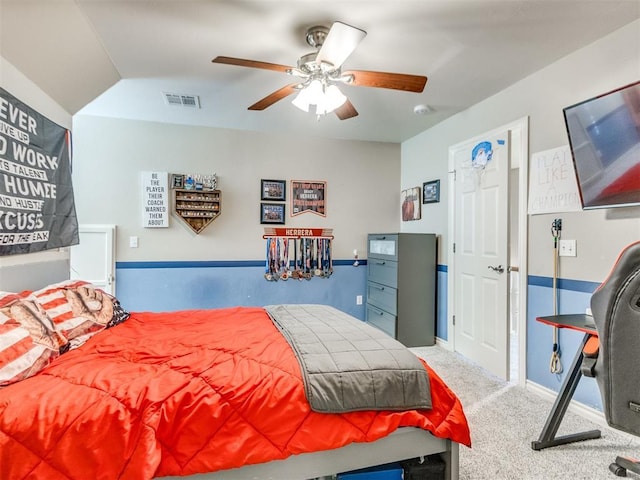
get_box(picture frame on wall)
[422,179,440,204]
[171,173,184,189]
[401,186,421,221]
[260,203,285,224]
[261,179,286,201]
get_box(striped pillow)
[0,292,66,386]
[32,280,125,349]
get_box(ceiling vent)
[163,92,201,109]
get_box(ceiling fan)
[212,21,428,120]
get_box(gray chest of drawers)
[366,233,436,347]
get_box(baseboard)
[526,380,640,445]
[435,337,452,350]
[525,380,607,428]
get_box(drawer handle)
[375,261,386,265]
[372,285,385,291]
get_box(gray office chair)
[590,240,640,477]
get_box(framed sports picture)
[261,179,286,201]
[171,173,184,189]
[260,203,285,224]
[423,179,440,204]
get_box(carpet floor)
[411,345,640,480]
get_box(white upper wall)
[0,58,71,130]
[402,20,640,282]
[71,115,401,261]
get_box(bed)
[0,280,470,480]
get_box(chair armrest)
[581,336,599,378]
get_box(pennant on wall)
[291,180,326,217]
[0,88,79,256]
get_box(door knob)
[488,265,505,274]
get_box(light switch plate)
[559,239,576,257]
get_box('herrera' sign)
[263,228,333,238]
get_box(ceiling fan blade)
[212,56,292,73]
[248,84,299,110]
[343,70,428,93]
[334,99,359,120]
[316,22,367,69]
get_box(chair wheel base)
[610,463,627,477]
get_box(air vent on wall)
[163,92,201,108]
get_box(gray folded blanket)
[265,304,432,413]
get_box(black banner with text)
[0,88,79,255]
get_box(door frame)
[447,116,529,385]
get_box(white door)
[451,130,510,379]
[70,225,116,295]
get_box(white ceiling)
[2,0,639,143]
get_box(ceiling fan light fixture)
[291,80,347,115]
[291,79,321,112]
[321,85,347,114]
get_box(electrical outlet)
[559,239,576,257]
[356,295,363,305]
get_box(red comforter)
[0,307,470,479]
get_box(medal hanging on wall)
[265,238,286,281]
[291,239,299,280]
[313,239,323,277]
[273,238,280,281]
[266,238,279,281]
[298,238,304,278]
[305,239,313,280]
[313,239,321,277]
[280,238,290,280]
[322,238,333,277]
[300,238,308,280]
[265,238,273,281]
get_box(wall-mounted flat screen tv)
[563,80,640,209]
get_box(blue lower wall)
[116,260,368,320]
[527,276,602,410]
[115,260,450,340]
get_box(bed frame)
[10,262,460,480]
[165,428,458,480]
